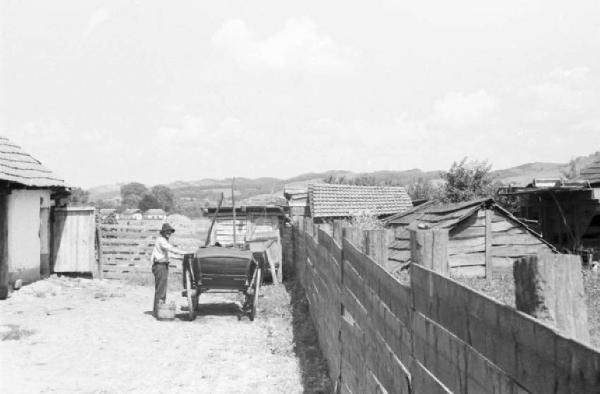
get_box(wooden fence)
[99,224,200,280]
[285,220,600,393]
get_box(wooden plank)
[492,233,546,245]
[491,244,549,258]
[485,209,492,278]
[448,252,484,267]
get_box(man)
[151,223,187,318]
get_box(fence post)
[364,229,389,269]
[409,228,448,275]
[332,220,344,245]
[514,254,589,343]
[96,226,104,280]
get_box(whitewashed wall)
[7,189,49,282]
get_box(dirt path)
[0,276,326,393]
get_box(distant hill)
[87,151,600,202]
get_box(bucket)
[157,300,176,320]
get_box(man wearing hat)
[151,223,187,318]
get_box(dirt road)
[0,276,329,393]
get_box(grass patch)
[285,278,333,394]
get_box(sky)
[1,0,600,188]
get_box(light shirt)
[151,236,183,263]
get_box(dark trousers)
[152,263,169,317]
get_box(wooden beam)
[0,194,7,299]
[485,209,492,279]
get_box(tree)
[439,158,494,203]
[151,185,175,212]
[138,193,161,211]
[68,187,90,206]
[406,177,440,201]
[561,158,579,180]
[120,182,148,209]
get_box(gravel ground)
[0,275,329,393]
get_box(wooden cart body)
[182,246,262,320]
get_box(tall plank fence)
[285,220,600,393]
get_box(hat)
[160,223,175,234]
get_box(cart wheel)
[185,269,196,321]
[250,268,261,321]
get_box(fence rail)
[99,224,200,280]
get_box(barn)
[0,136,68,299]
[384,198,557,277]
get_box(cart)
[181,246,263,321]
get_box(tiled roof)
[577,159,600,184]
[309,183,412,218]
[0,136,65,188]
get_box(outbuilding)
[308,183,413,222]
[0,136,68,299]
[384,198,557,277]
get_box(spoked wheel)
[249,268,262,321]
[185,268,196,321]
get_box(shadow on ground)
[285,275,333,394]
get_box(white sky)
[1,0,599,188]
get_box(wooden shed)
[205,196,288,282]
[500,162,600,259]
[384,198,557,277]
[0,136,68,299]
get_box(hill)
[87,151,600,202]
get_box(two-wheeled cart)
[182,246,263,321]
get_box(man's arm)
[159,237,188,256]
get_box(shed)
[205,197,288,282]
[308,183,413,222]
[384,198,557,277]
[119,208,142,221]
[500,166,600,258]
[143,208,167,220]
[0,136,67,298]
[283,186,309,219]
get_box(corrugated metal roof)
[309,183,413,218]
[577,159,600,184]
[0,135,65,188]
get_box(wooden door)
[52,207,97,275]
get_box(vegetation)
[68,187,90,206]
[406,177,440,201]
[323,174,402,186]
[561,158,580,180]
[120,182,148,209]
[438,158,495,203]
[119,182,177,213]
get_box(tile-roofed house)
[0,135,69,299]
[0,136,65,188]
[308,183,412,220]
[143,208,167,220]
[384,198,557,277]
